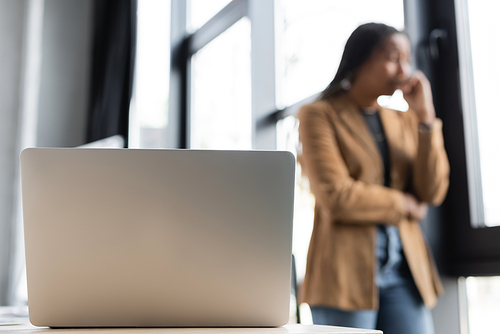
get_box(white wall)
[0,0,93,305]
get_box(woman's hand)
[404,193,428,221]
[401,71,436,125]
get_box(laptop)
[20,148,295,328]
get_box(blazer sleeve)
[298,103,407,226]
[412,117,450,205]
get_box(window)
[466,276,500,333]
[276,0,405,108]
[188,0,233,32]
[456,2,500,327]
[277,116,314,283]
[456,0,500,227]
[130,0,171,149]
[190,18,252,150]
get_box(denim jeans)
[310,278,434,334]
[310,226,435,334]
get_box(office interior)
[0,0,498,333]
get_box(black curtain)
[87,0,137,147]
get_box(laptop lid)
[21,148,295,327]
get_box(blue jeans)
[310,279,434,334]
[310,227,435,334]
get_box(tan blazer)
[297,93,449,311]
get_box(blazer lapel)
[331,96,383,172]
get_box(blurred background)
[0,0,499,333]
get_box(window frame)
[170,0,500,276]
[416,0,500,276]
[170,0,279,150]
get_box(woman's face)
[352,33,412,98]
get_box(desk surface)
[0,307,381,334]
[0,324,381,334]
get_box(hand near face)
[401,71,436,125]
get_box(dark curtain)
[87,0,137,147]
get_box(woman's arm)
[402,72,450,205]
[298,103,407,225]
[412,119,450,204]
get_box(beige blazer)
[297,93,449,310]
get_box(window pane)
[466,0,500,226]
[466,276,500,333]
[277,116,314,284]
[190,17,251,149]
[130,0,170,148]
[277,0,404,107]
[189,0,232,32]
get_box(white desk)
[0,308,381,333]
[0,324,381,334]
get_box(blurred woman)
[298,23,449,334]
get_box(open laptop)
[20,148,295,328]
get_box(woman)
[297,23,449,334]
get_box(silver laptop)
[20,148,295,328]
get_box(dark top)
[362,109,408,288]
[361,110,391,186]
